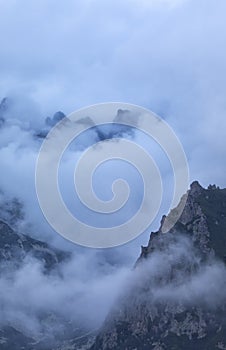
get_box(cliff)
[91,181,226,350]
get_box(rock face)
[0,97,7,126]
[0,220,66,270]
[91,181,226,350]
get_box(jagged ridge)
[91,181,226,350]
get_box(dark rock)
[45,111,65,127]
[0,219,67,270]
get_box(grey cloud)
[0,253,130,340]
[126,234,226,310]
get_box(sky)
[0,0,226,188]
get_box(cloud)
[132,234,226,309]
[0,0,224,268]
[0,252,130,340]
[3,232,224,344]
[0,0,225,188]
[0,100,178,254]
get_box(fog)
[122,234,226,314]
[0,252,131,341]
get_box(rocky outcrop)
[0,97,8,127]
[45,111,66,127]
[0,219,66,270]
[91,181,226,350]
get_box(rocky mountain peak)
[138,180,212,263]
[0,97,9,113]
[190,180,204,197]
[0,97,9,126]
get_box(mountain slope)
[90,181,226,350]
[0,219,69,349]
[0,217,97,350]
[0,219,66,269]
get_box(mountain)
[36,110,66,138]
[90,181,226,350]
[1,181,226,349]
[0,218,70,350]
[0,215,97,349]
[0,219,66,270]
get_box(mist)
[118,234,226,317]
[0,252,131,341]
